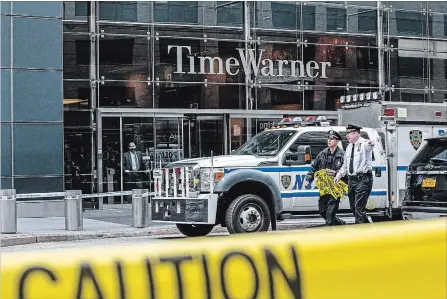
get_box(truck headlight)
[199,168,225,192]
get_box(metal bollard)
[132,189,148,228]
[148,195,152,226]
[0,189,17,234]
[64,190,83,231]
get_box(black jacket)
[305,146,345,183]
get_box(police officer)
[304,129,346,226]
[334,124,375,224]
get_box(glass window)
[63,1,90,27]
[358,8,377,32]
[154,1,198,24]
[64,130,93,193]
[217,2,242,26]
[1,70,11,122]
[233,130,297,157]
[327,7,346,32]
[302,4,316,30]
[1,16,11,68]
[99,81,152,108]
[398,57,427,78]
[99,2,137,22]
[63,80,91,111]
[13,124,64,176]
[15,177,64,194]
[412,140,447,164]
[13,70,63,122]
[271,2,297,29]
[1,124,12,177]
[74,2,88,17]
[13,17,62,69]
[63,34,90,79]
[400,93,426,102]
[1,1,11,14]
[293,131,328,159]
[98,35,149,81]
[357,46,378,70]
[12,1,62,18]
[395,11,432,36]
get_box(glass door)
[154,117,183,168]
[196,115,225,158]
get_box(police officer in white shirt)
[334,124,376,224]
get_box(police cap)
[346,124,362,133]
[327,130,342,140]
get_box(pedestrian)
[334,124,375,224]
[304,129,346,226]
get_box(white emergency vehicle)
[150,102,446,237]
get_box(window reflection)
[154,1,198,24]
[99,2,138,22]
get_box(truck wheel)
[176,224,214,237]
[225,194,271,234]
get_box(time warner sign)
[168,45,331,79]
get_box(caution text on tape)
[1,218,446,299]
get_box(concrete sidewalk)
[0,215,321,247]
[0,217,187,247]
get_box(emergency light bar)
[340,91,382,109]
[267,116,330,129]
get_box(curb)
[0,223,314,248]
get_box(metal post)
[0,189,17,234]
[377,1,385,94]
[64,190,83,231]
[132,189,149,228]
[106,168,115,204]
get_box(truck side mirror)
[297,145,312,164]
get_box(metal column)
[377,1,385,95]
[243,0,252,141]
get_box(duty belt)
[348,171,372,180]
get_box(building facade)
[2,1,447,205]
[1,2,64,196]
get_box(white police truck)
[150,102,446,237]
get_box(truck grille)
[153,166,197,198]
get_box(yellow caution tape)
[314,169,348,198]
[314,169,376,210]
[1,219,446,299]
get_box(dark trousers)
[348,173,373,224]
[318,194,345,226]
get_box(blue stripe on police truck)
[224,166,387,173]
[280,190,387,198]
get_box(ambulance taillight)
[383,108,395,117]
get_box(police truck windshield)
[232,130,296,157]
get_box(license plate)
[422,178,436,188]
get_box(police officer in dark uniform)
[335,124,376,224]
[304,129,346,226]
